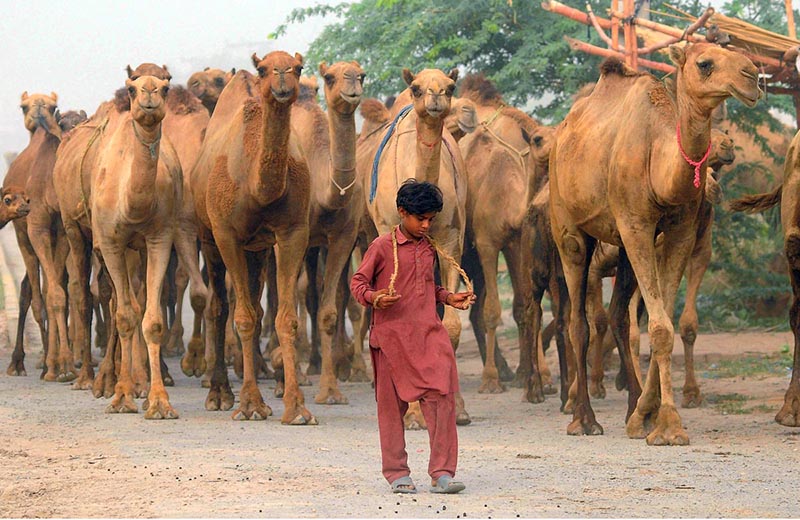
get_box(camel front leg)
[7,275,32,376]
[140,235,178,419]
[473,241,505,394]
[621,224,690,446]
[314,238,353,405]
[505,239,538,388]
[777,248,800,427]
[214,232,271,421]
[102,246,138,414]
[678,219,712,408]
[586,261,607,399]
[274,226,316,425]
[12,223,47,375]
[65,231,95,389]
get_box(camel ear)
[204,67,210,71]
[230,67,236,75]
[21,91,28,102]
[318,61,328,77]
[251,53,261,69]
[448,68,459,83]
[669,44,686,67]
[51,92,58,103]
[162,65,172,81]
[294,53,304,66]
[80,110,87,119]
[126,65,135,78]
[352,60,361,68]
[520,127,531,145]
[402,68,415,86]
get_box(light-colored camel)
[89,70,182,418]
[191,50,315,424]
[725,131,800,427]
[288,61,365,404]
[549,43,760,445]
[457,73,550,395]
[4,92,66,378]
[356,67,470,427]
[188,67,236,115]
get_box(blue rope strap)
[370,104,413,203]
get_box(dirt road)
[0,224,799,518]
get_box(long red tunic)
[350,228,459,402]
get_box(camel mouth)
[271,88,295,103]
[339,92,361,105]
[16,207,31,217]
[728,85,760,107]
[457,120,477,134]
[426,107,445,118]
[718,155,735,165]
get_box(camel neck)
[671,98,712,199]
[124,118,162,222]
[325,109,357,207]
[251,99,291,206]
[414,115,444,185]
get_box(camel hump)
[599,57,639,78]
[727,184,782,213]
[113,87,131,113]
[360,98,390,124]
[166,85,203,115]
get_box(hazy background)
[0,0,334,176]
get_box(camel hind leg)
[776,235,800,427]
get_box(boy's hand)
[372,289,401,310]
[447,291,476,310]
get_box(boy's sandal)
[391,476,417,494]
[430,475,465,494]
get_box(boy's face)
[398,208,437,239]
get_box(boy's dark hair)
[396,179,443,215]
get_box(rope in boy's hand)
[446,291,477,310]
[372,289,401,310]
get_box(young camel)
[191,51,315,424]
[549,44,759,445]
[356,67,470,427]
[728,128,800,427]
[91,71,182,418]
[4,92,67,378]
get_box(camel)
[727,129,800,427]
[586,128,736,407]
[549,43,760,445]
[4,92,73,378]
[83,67,183,418]
[356,67,470,426]
[191,50,315,424]
[457,73,550,395]
[188,67,236,115]
[0,187,31,226]
[287,61,365,404]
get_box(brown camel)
[188,67,236,115]
[191,50,315,424]
[0,187,31,226]
[88,68,182,418]
[356,67,470,427]
[457,73,549,395]
[549,43,759,445]
[288,61,365,404]
[726,129,800,427]
[4,92,74,378]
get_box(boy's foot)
[430,475,465,494]
[391,475,417,494]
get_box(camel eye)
[128,86,136,97]
[446,85,455,97]
[358,74,366,84]
[294,65,303,77]
[257,67,266,78]
[697,60,714,76]
[411,85,422,98]
[162,86,170,97]
[533,136,543,146]
[214,77,225,87]
[3,197,11,206]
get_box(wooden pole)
[565,36,676,73]
[787,0,796,39]
[612,0,619,51]
[623,0,633,68]
[631,0,639,70]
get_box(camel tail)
[360,98,390,125]
[727,184,782,214]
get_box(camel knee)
[483,301,502,330]
[319,306,337,336]
[142,313,165,345]
[648,319,674,354]
[234,309,256,337]
[49,285,68,310]
[116,310,139,338]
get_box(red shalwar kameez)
[350,228,460,484]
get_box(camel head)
[402,68,458,121]
[125,75,170,127]
[1,186,30,220]
[251,51,304,105]
[298,75,319,102]
[319,61,365,115]
[444,97,478,141]
[126,63,172,81]
[708,128,735,178]
[58,109,88,136]
[20,91,62,139]
[669,43,761,112]
[523,124,556,191]
[188,67,234,111]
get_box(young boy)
[351,179,475,494]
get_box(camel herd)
[4,41,798,446]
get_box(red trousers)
[371,347,458,483]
